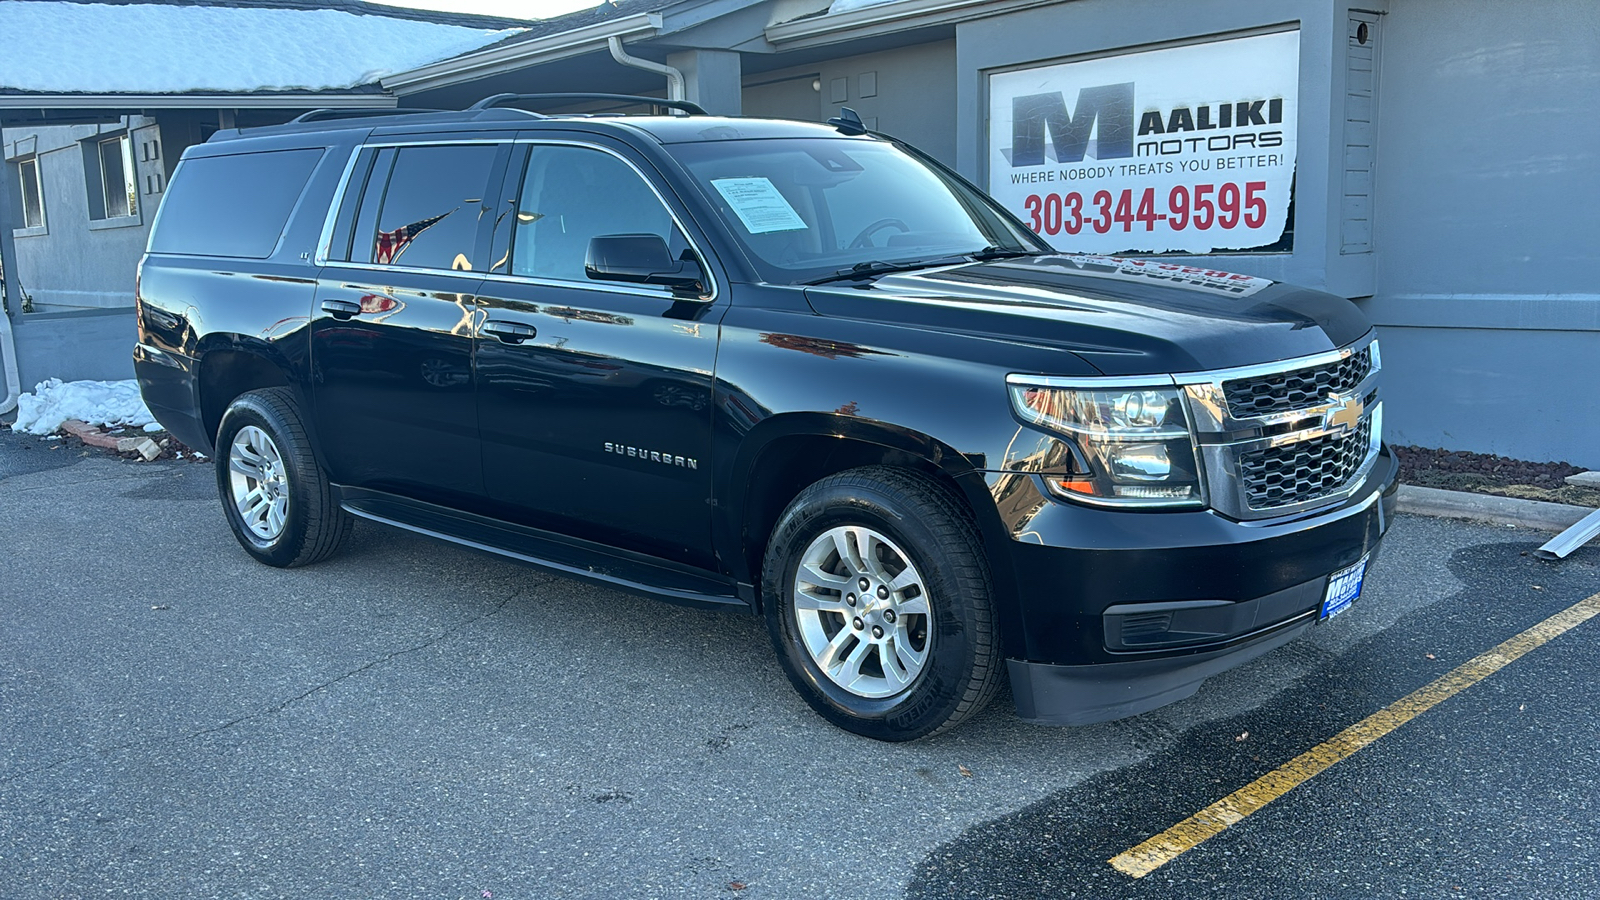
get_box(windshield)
[665,137,1043,285]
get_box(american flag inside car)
[374,210,452,264]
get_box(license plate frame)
[1320,555,1369,621]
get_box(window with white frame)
[82,132,138,222]
[99,134,137,218]
[18,156,45,230]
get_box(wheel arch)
[193,335,304,453]
[724,413,1023,634]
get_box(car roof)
[209,105,858,148]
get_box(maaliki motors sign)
[989,30,1299,255]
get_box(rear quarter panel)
[136,130,365,450]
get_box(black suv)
[135,95,1396,741]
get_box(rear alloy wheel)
[215,388,352,568]
[763,466,1001,741]
[228,425,290,542]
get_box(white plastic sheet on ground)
[11,379,156,435]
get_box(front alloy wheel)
[763,466,1002,741]
[793,526,931,699]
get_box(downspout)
[0,300,19,417]
[607,35,685,103]
[0,123,24,415]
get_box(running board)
[337,486,750,611]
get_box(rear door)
[472,136,726,569]
[311,137,511,504]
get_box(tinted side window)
[362,144,499,271]
[510,145,685,282]
[149,149,323,258]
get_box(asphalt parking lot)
[2,429,1597,900]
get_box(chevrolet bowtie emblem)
[1325,392,1364,432]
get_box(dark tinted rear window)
[149,148,324,258]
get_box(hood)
[802,255,1372,376]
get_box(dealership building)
[4,0,1597,466]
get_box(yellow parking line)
[1109,590,1600,879]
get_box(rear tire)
[215,388,352,568]
[762,466,1001,741]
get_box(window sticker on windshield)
[711,177,808,234]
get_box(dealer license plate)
[1320,555,1369,621]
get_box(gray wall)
[743,69,826,123]
[3,116,174,385]
[744,41,959,167]
[5,117,165,313]
[11,309,137,389]
[1359,0,1600,466]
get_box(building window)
[98,134,137,219]
[18,156,45,230]
[82,131,139,223]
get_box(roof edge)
[383,12,663,96]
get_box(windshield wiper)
[803,247,1038,286]
[804,259,940,286]
[966,245,1040,261]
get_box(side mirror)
[585,234,707,298]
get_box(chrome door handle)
[320,299,362,319]
[483,320,538,344]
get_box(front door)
[473,140,724,569]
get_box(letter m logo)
[1010,83,1135,166]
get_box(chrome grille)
[1240,418,1373,509]
[1179,335,1382,520]
[1223,346,1373,418]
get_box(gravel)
[1393,445,1599,508]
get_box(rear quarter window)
[149,148,325,258]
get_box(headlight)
[1009,381,1205,507]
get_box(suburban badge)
[604,442,698,469]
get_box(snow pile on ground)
[0,2,525,93]
[12,379,157,436]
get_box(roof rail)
[289,107,448,124]
[468,93,708,117]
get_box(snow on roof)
[827,0,909,13]
[0,1,529,94]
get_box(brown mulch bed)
[1393,445,1600,509]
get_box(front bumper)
[1008,614,1315,725]
[987,446,1398,725]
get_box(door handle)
[320,299,362,320]
[483,320,538,344]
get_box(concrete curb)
[1396,484,1596,532]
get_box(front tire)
[762,467,1001,741]
[215,388,352,568]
